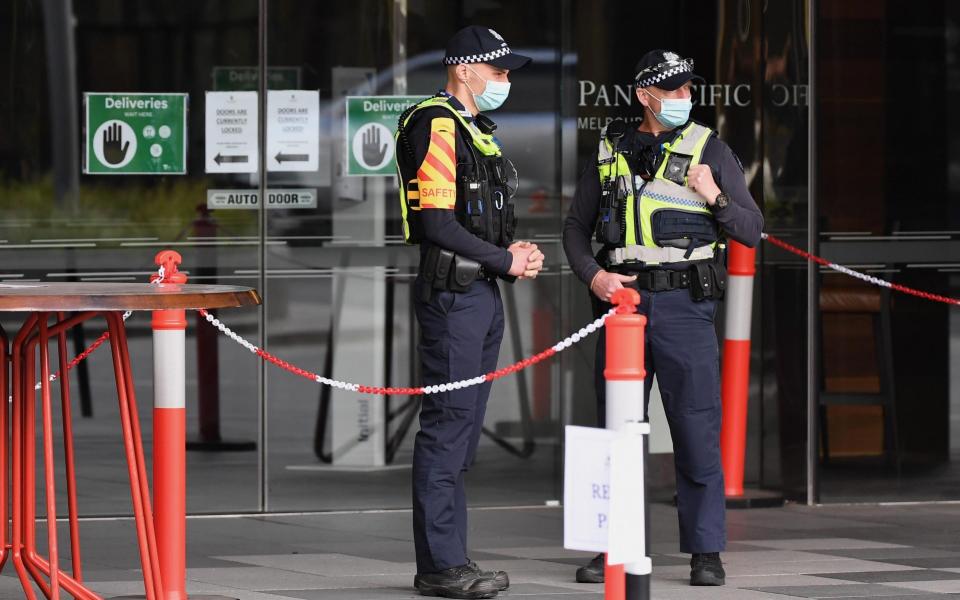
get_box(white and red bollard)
[604,288,651,600]
[720,241,754,498]
[151,250,188,600]
[718,240,787,510]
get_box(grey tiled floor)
[5,503,960,599]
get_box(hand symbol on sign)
[362,125,388,167]
[103,122,131,165]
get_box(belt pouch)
[450,255,481,292]
[690,263,714,302]
[710,262,727,300]
[418,246,440,301]
[434,249,455,291]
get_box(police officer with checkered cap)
[396,25,539,599]
[564,49,764,588]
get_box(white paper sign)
[205,91,258,173]
[267,90,319,172]
[564,426,616,553]
[608,422,649,569]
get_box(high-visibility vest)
[596,120,720,266]
[395,95,514,246]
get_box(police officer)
[395,26,542,599]
[563,50,763,587]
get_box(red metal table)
[0,281,260,600]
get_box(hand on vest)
[508,241,543,279]
[687,164,721,206]
[590,270,637,302]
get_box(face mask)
[646,90,692,128]
[466,66,510,112]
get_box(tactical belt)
[633,269,691,292]
[612,263,726,300]
[608,245,715,266]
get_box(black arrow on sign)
[275,152,309,163]
[214,153,249,165]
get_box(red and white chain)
[763,233,960,306]
[198,307,612,396]
[31,234,957,396]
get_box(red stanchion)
[720,241,754,497]
[151,251,188,600]
[604,288,650,600]
[719,241,783,508]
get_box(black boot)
[414,565,499,598]
[467,559,509,591]
[690,552,725,586]
[575,553,605,583]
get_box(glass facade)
[0,0,955,516]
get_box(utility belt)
[611,261,727,301]
[418,245,493,302]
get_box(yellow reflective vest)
[596,121,720,265]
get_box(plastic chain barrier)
[197,307,614,396]
[763,233,960,306]
[36,235,958,396]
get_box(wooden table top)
[0,282,261,312]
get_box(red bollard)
[151,251,188,600]
[720,241,755,497]
[719,242,782,508]
[604,288,651,600]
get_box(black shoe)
[467,559,509,591]
[414,565,499,598]
[575,553,604,583]
[690,552,725,586]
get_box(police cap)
[443,25,532,70]
[633,49,704,90]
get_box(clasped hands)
[507,241,544,279]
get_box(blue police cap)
[634,49,704,90]
[443,26,532,70]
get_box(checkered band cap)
[443,25,532,70]
[443,46,513,65]
[635,61,693,87]
[633,50,704,91]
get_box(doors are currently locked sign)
[84,93,188,175]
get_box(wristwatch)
[712,192,729,210]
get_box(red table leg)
[11,314,39,599]
[56,312,83,582]
[0,324,8,573]
[7,311,165,600]
[22,316,98,600]
[38,315,62,600]
[106,311,164,600]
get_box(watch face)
[716,193,729,208]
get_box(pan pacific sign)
[576,81,808,130]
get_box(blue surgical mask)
[466,66,510,112]
[646,90,692,128]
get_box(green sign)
[212,67,302,91]
[84,93,187,175]
[345,95,423,176]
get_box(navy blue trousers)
[412,279,504,574]
[594,288,726,554]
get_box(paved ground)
[5,502,960,599]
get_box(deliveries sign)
[345,96,423,176]
[84,93,188,175]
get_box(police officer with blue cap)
[563,50,764,587]
[395,25,540,599]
